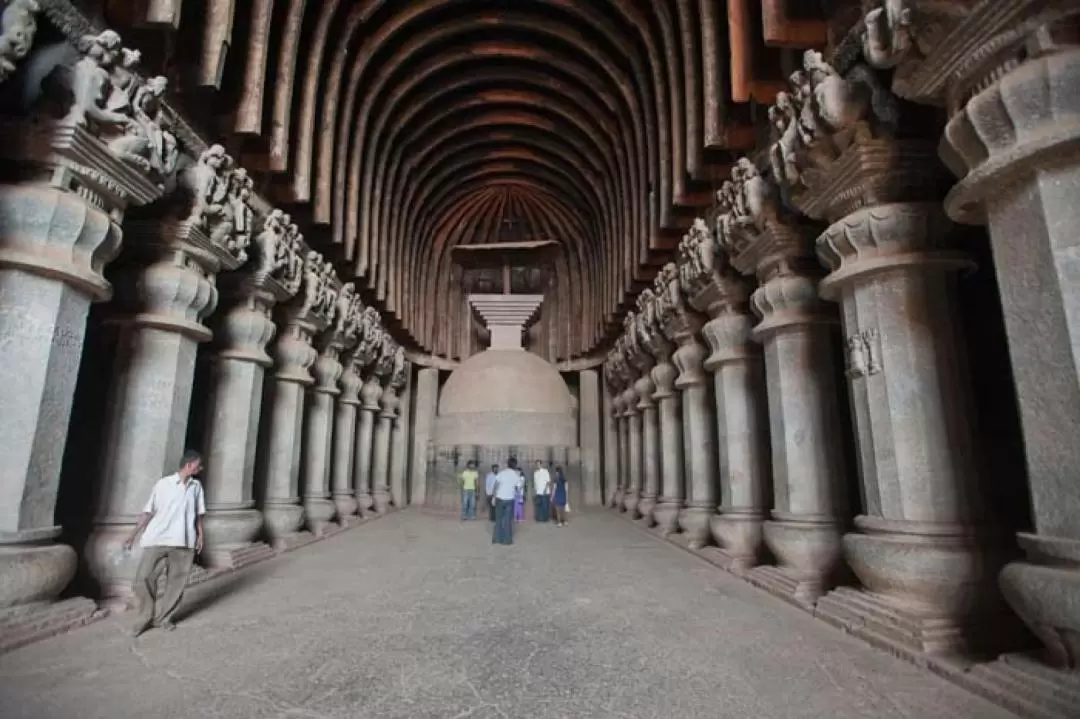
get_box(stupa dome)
[436,349,575,446]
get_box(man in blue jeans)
[492,458,522,545]
[459,460,479,520]
[533,460,552,522]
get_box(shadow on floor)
[173,563,279,623]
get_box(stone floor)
[0,511,1017,719]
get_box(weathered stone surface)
[0,513,1014,719]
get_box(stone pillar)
[635,372,660,525]
[651,354,683,536]
[671,332,716,549]
[371,380,398,514]
[202,266,296,569]
[331,355,362,523]
[354,373,381,517]
[390,366,413,507]
[578,370,602,506]
[0,115,160,611]
[622,385,642,516]
[748,256,847,605]
[941,29,1080,667]
[702,312,770,570]
[88,217,244,596]
[602,374,619,507]
[614,391,629,511]
[302,333,345,534]
[260,251,336,549]
[409,367,438,507]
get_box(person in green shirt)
[459,460,479,520]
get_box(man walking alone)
[533,460,552,523]
[123,449,206,636]
[484,464,499,522]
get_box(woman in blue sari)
[551,466,568,527]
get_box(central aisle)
[0,512,1013,719]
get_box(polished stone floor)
[0,511,1015,719]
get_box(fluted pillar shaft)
[303,342,343,533]
[752,265,848,604]
[578,370,603,507]
[89,224,230,596]
[260,317,319,544]
[201,281,286,567]
[615,394,630,511]
[703,311,770,569]
[602,377,619,507]
[390,371,412,507]
[408,368,438,507]
[331,361,362,520]
[635,374,660,524]
[651,359,684,535]
[0,130,156,606]
[354,375,382,517]
[371,381,398,514]
[942,36,1080,666]
[673,336,717,549]
[622,387,642,516]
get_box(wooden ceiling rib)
[100,0,831,362]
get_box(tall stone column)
[578,369,603,507]
[302,284,359,534]
[680,218,770,570]
[89,151,254,596]
[634,372,660,525]
[0,55,164,612]
[409,367,438,507]
[602,372,619,507]
[259,250,337,549]
[616,391,630,511]
[609,388,626,509]
[370,336,402,514]
[621,384,642,517]
[354,371,382,517]
[653,264,716,549]
[719,163,849,607]
[936,11,1080,669]
[390,363,413,507]
[331,353,363,523]
[202,217,301,568]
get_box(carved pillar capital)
[360,375,384,411]
[338,363,363,405]
[379,386,400,419]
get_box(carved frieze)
[845,329,882,379]
[251,209,302,298]
[288,248,339,332]
[677,216,752,318]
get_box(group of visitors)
[459,458,569,545]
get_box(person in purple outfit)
[514,480,525,522]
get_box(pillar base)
[372,489,392,515]
[709,509,765,571]
[0,540,78,608]
[263,501,305,541]
[0,597,103,655]
[679,503,713,549]
[84,525,138,599]
[304,496,337,534]
[637,494,657,526]
[204,542,275,571]
[653,499,682,536]
[754,516,844,607]
[333,492,358,519]
[953,651,1080,719]
[356,492,375,518]
[999,534,1080,670]
[623,489,640,517]
[612,487,625,510]
[831,515,1017,656]
[202,508,263,550]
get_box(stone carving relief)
[54,30,178,187]
[253,209,302,295]
[862,0,915,70]
[165,144,253,265]
[845,329,881,378]
[297,249,339,324]
[332,282,364,346]
[0,0,39,84]
[390,347,408,390]
[373,332,397,378]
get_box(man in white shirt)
[484,464,499,522]
[491,458,523,545]
[123,449,206,636]
[533,460,552,523]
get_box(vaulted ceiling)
[94,0,836,363]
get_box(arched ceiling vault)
[102,0,829,361]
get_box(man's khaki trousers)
[132,546,195,629]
